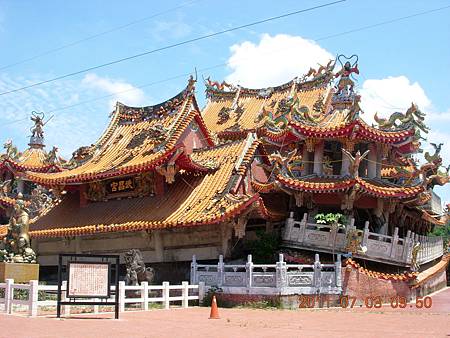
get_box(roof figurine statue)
[30,111,45,139]
[334,54,359,97]
[2,139,20,160]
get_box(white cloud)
[359,76,432,125]
[423,130,450,166]
[225,34,333,88]
[82,73,147,108]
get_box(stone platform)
[0,262,39,283]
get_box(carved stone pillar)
[341,152,350,176]
[221,224,232,256]
[301,145,309,176]
[75,237,82,254]
[376,144,382,178]
[313,141,324,175]
[368,143,377,178]
[153,231,164,262]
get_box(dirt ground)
[0,288,449,338]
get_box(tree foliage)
[247,230,280,264]
[314,213,347,229]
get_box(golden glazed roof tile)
[275,175,423,198]
[1,147,62,173]
[28,138,268,238]
[27,83,213,185]
[202,81,328,136]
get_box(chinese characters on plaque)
[67,262,110,298]
[106,177,135,195]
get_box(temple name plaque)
[67,262,110,298]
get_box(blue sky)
[0,0,449,202]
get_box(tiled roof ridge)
[275,175,424,198]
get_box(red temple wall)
[178,121,208,154]
[342,266,413,301]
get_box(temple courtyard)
[0,287,448,338]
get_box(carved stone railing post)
[403,230,411,263]
[362,221,370,247]
[349,217,355,229]
[246,254,253,288]
[276,253,287,292]
[313,254,322,292]
[298,213,307,244]
[190,255,197,285]
[217,255,224,287]
[283,212,295,240]
[335,254,342,289]
[390,227,399,259]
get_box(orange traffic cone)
[209,295,220,319]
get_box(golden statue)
[0,194,37,263]
[411,242,421,271]
[345,229,366,255]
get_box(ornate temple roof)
[202,77,331,138]
[202,60,421,152]
[1,148,62,173]
[28,137,268,238]
[26,80,215,185]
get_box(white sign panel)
[68,262,109,298]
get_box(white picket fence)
[0,279,204,317]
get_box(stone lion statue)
[124,249,155,285]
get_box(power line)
[315,4,450,42]
[0,0,201,71]
[44,3,450,115]
[4,2,449,125]
[0,1,345,97]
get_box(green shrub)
[314,213,347,229]
[428,222,450,249]
[247,230,280,264]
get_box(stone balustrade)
[190,253,342,295]
[282,213,443,267]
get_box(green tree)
[428,222,450,249]
[247,230,280,263]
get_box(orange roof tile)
[274,175,423,198]
[4,147,62,173]
[28,138,268,238]
[276,176,354,193]
[202,79,328,137]
[0,195,15,208]
[202,75,415,147]
[26,82,213,185]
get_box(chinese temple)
[0,113,63,224]
[1,56,448,275]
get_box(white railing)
[191,253,342,295]
[282,212,443,266]
[0,279,203,317]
